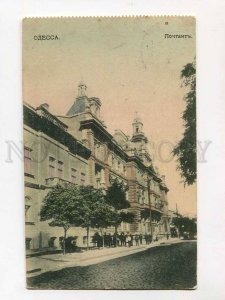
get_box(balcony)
[45,177,74,187]
[151,204,164,214]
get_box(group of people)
[92,232,154,248]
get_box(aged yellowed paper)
[23,16,196,289]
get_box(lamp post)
[147,177,153,237]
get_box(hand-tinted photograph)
[23,16,196,289]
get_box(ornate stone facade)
[24,83,170,251]
[59,84,170,237]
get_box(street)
[27,241,197,290]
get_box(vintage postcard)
[23,16,196,289]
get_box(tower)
[78,82,87,97]
[66,83,102,119]
[132,112,143,135]
[131,113,148,144]
[66,83,89,116]
[130,113,152,166]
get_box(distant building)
[24,83,170,251]
[168,209,182,237]
[168,209,181,220]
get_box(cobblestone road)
[27,241,197,290]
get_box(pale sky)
[23,17,196,216]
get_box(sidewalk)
[26,238,182,278]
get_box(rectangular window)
[80,172,86,186]
[25,238,32,250]
[49,157,55,177]
[123,165,127,176]
[25,204,31,222]
[96,179,100,189]
[24,147,32,174]
[112,156,115,168]
[94,142,99,158]
[57,161,63,178]
[100,145,105,161]
[71,168,77,183]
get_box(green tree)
[40,184,83,254]
[40,184,117,253]
[173,59,196,185]
[105,181,134,236]
[172,216,197,238]
[78,185,116,249]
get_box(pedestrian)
[108,233,112,247]
[135,234,139,246]
[120,232,125,246]
[103,233,107,247]
[113,233,117,247]
[97,233,102,248]
[139,234,143,245]
[131,234,134,246]
[116,233,120,246]
[144,234,148,245]
[149,234,152,244]
[127,234,132,247]
[125,233,128,246]
[93,232,102,248]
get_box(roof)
[66,97,87,116]
[24,103,91,160]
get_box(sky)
[23,17,196,217]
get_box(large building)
[24,83,170,251]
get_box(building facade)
[24,83,170,251]
[24,103,91,250]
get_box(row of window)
[49,157,86,185]
[137,189,163,209]
[135,167,162,195]
[137,189,148,205]
[108,154,127,176]
[24,148,86,185]
[150,180,161,195]
[49,157,63,178]
[94,141,105,161]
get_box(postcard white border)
[0,0,225,299]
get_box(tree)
[40,184,117,252]
[173,59,196,185]
[40,184,84,254]
[172,216,197,239]
[105,181,134,236]
[78,185,116,249]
